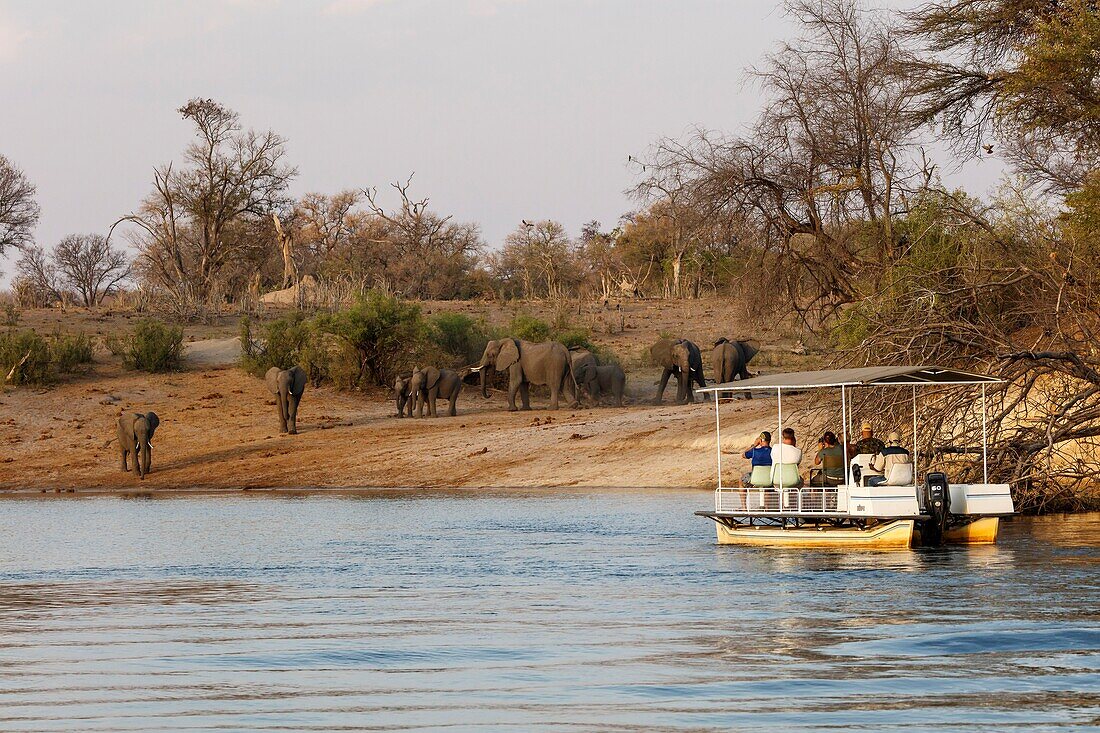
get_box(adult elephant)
[265,365,307,434]
[118,411,160,479]
[650,337,706,404]
[409,366,463,417]
[711,338,758,399]
[569,347,599,405]
[476,338,573,411]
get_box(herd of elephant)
[114,337,757,479]
[395,335,757,417]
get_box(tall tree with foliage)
[125,99,296,306]
[906,0,1100,192]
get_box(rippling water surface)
[0,491,1096,732]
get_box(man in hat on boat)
[866,432,912,486]
[849,421,886,458]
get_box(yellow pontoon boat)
[694,366,1015,549]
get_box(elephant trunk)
[480,366,490,398]
[278,389,290,431]
[141,443,151,478]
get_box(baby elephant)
[118,411,160,479]
[594,364,626,407]
[409,366,463,417]
[393,372,415,418]
[265,365,307,434]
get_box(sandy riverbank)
[0,298,827,496]
[0,347,801,497]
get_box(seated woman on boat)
[866,432,912,486]
[771,428,803,488]
[741,431,773,487]
[810,431,845,486]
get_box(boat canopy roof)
[698,365,1002,393]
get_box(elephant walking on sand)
[711,338,758,399]
[650,337,706,404]
[393,372,415,417]
[265,365,307,434]
[476,338,573,411]
[594,364,626,407]
[409,366,463,417]
[569,347,599,405]
[118,411,160,479]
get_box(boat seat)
[851,453,875,472]
[884,461,914,486]
[771,463,801,488]
[748,465,773,488]
[851,453,881,485]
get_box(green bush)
[315,290,427,387]
[555,327,594,351]
[0,330,51,385]
[509,314,552,343]
[430,312,488,364]
[2,303,19,327]
[115,319,184,372]
[590,344,621,366]
[50,333,94,373]
[240,312,315,378]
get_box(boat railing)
[714,487,846,514]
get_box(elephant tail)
[722,349,734,383]
[563,359,579,398]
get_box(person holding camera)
[811,431,845,486]
[741,431,773,486]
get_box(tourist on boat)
[866,432,912,486]
[741,431,772,486]
[810,431,845,486]
[849,421,886,458]
[771,427,803,487]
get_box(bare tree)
[0,154,40,254]
[125,98,296,303]
[295,191,361,259]
[14,246,63,306]
[494,220,579,299]
[361,176,483,299]
[52,234,131,307]
[633,0,921,320]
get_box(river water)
[0,491,1096,732]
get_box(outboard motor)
[920,471,952,546]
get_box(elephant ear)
[739,341,759,364]
[289,366,308,395]
[264,367,281,394]
[495,339,520,371]
[424,367,442,390]
[145,412,160,436]
[649,338,674,366]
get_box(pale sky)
[0,0,1004,280]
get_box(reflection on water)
[0,493,1096,732]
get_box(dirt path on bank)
[0,348,797,496]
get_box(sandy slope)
[0,347,790,495]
